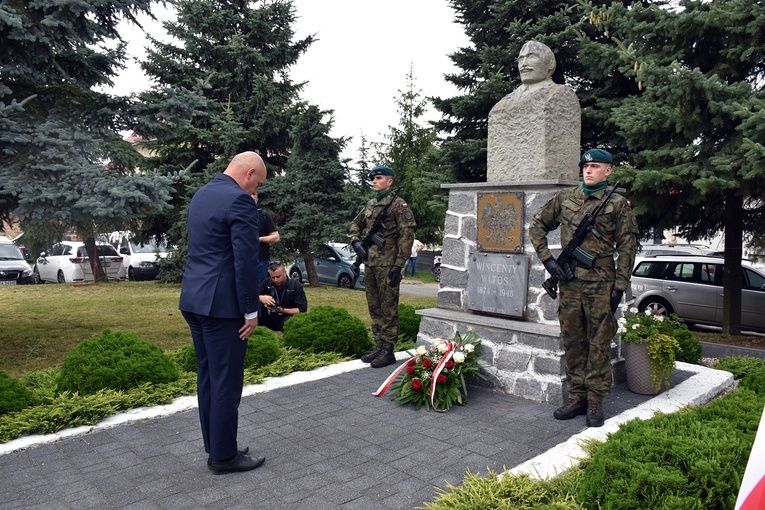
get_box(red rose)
[407,358,416,367]
[436,374,447,384]
[422,358,433,369]
[445,360,455,369]
[406,366,416,375]
[411,378,422,390]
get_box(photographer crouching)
[258,261,308,331]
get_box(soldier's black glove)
[351,239,367,260]
[388,266,402,287]
[543,258,568,281]
[610,289,624,314]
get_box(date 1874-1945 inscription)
[467,253,529,319]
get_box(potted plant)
[618,307,682,394]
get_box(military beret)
[368,166,394,179]
[579,148,613,168]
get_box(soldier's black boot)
[586,400,604,427]
[553,398,587,420]
[369,346,396,368]
[360,341,383,363]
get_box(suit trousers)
[182,311,248,461]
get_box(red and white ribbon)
[429,341,458,411]
[736,405,765,509]
[373,356,415,397]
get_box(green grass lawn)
[0,282,437,377]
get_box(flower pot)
[623,341,662,395]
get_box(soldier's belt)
[576,256,613,268]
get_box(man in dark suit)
[180,151,267,474]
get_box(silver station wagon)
[631,255,765,333]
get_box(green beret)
[368,166,394,179]
[579,148,613,168]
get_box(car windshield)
[131,240,167,253]
[0,244,24,260]
[332,244,356,261]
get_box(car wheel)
[338,274,352,288]
[33,266,44,284]
[57,270,66,284]
[638,297,673,317]
[128,266,136,281]
[433,264,441,282]
[289,268,302,281]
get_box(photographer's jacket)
[349,192,416,268]
[529,185,638,292]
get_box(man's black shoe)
[210,452,265,475]
[553,398,587,420]
[369,348,396,368]
[208,447,249,467]
[586,401,605,427]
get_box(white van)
[104,232,170,281]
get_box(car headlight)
[138,261,155,268]
[22,268,32,277]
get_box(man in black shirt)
[258,261,307,331]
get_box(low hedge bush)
[57,329,179,395]
[282,305,372,357]
[175,327,282,373]
[398,303,421,347]
[0,371,31,415]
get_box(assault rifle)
[350,186,402,288]
[542,182,621,300]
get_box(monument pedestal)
[416,181,625,405]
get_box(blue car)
[288,242,364,289]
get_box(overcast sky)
[113,1,471,161]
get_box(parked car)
[0,237,33,285]
[634,244,713,268]
[33,241,127,284]
[288,242,364,289]
[433,254,442,282]
[631,255,765,333]
[115,235,170,281]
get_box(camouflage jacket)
[348,192,416,268]
[529,184,639,292]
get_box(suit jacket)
[180,173,260,318]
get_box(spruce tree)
[260,104,355,287]
[594,0,765,334]
[132,0,314,280]
[0,0,174,281]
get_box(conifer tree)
[132,0,314,280]
[593,0,765,334]
[260,105,355,287]
[0,0,175,281]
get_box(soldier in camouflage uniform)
[529,148,638,427]
[349,166,416,368]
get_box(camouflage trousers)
[365,265,400,348]
[558,278,617,402]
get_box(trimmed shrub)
[57,329,179,395]
[674,327,702,364]
[578,388,764,509]
[398,304,421,346]
[173,327,282,373]
[715,356,765,379]
[0,371,31,415]
[740,366,765,395]
[245,327,282,369]
[282,306,372,357]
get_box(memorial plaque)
[467,253,529,319]
[477,191,524,253]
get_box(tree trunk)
[721,190,743,335]
[84,237,108,283]
[303,254,321,288]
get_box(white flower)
[655,315,665,322]
[437,343,448,354]
[416,345,428,356]
[463,344,475,354]
[431,338,443,347]
[631,324,639,330]
[452,352,466,363]
[629,307,639,314]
